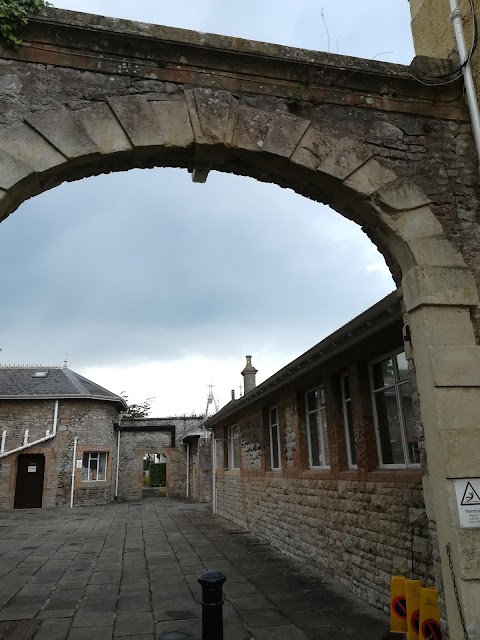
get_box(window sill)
[367,468,423,483]
[223,469,241,476]
[79,480,110,488]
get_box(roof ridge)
[62,368,90,394]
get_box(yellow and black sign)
[406,579,421,639]
[390,575,408,633]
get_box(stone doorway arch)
[2,9,480,636]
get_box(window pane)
[307,412,321,467]
[271,426,280,469]
[375,390,405,465]
[89,456,98,481]
[98,453,107,480]
[400,385,420,465]
[373,357,394,389]
[270,407,277,425]
[306,389,318,413]
[233,427,240,468]
[320,404,329,466]
[81,453,89,481]
[396,352,409,382]
[342,376,350,399]
[345,401,356,466]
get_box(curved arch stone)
[0,78,479,638]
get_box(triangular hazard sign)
[461,482,480,506]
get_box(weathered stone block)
[343,158,396,196]
[290,126,334,170]
[430,346,480,387]
[0,148,35,191]
[76,103,132,154]
[375,177,431,212]
[0,124,66,173]
[402,266,479,311]
[232,106,274,152]
[319,138,372,181]
[26,107,98,159]
[262,112,310,158]
[185,88,238,145]
[107,95,164,147]
[149,101,194,148]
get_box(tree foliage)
[120,392,155,419]
[0,0,49,48]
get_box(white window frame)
[341,374,357,469]
[305,386,330,469]
[269,406,281,470]
[369,349,421,470]
[227,425,240,470]
[82,452,108,482]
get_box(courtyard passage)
[0,498,389,640]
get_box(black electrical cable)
[410,0,478,87]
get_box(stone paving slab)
[0,497,394,639]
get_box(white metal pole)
[115,429,121,499]
[70,436,78,508]
[450,0,480,168]
[0,431,6,454]
[186,442,190,498]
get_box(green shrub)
[0,0,49,48]
[149,463,166,487]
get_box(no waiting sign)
[454,478,480,528]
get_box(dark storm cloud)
[0,169,393,366]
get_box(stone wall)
[0,399,119,509]
[188,436,212,503]
[210,320,435,614]
[117,417,203,501]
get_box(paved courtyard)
[0,497,391,640]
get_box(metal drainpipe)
[70,436,78,508]
[115,428,121,499]
[186,442,190,498]
[212,435,217,514]
[450,0,480,168]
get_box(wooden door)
[14,454,45,509]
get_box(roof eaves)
[203,292,402,428]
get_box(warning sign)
[454,478,480,528]
[421,619,442,640]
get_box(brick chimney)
[241,355,257,395]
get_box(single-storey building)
[0,366,204,508]
[202,291,433,614]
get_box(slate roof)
[0,367,128,409]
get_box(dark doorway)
[14,454,45,509]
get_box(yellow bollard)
[406,579,421,639]
[419,587,442,640]
[390,575,408,633]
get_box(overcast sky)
[0,1,415,415]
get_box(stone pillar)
[404,276,480,639]
[241,356,258,395]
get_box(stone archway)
[2,9,480,636]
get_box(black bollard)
[198,570,227,640]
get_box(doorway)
[142,452,167,499]
[14,454,45,509]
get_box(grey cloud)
[0,169,393,367]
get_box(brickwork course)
[2,6,480,636]
[0,497,392,640]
